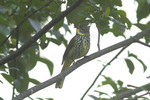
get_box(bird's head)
[75,22,90,35]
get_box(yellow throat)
[76,29,87,36]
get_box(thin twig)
[0,0,54,48]
[12,27,19,99]
[134,91,150,99]
[136,40,150,47]
[81,44,130,100]
[96,22,101,51]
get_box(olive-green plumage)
[55,22,90,88]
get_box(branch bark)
[12,28,150,100]
[108,83,150,100]
[0,0,84,66]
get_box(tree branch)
[96,22,101,51]
[0,0,84,66]
[108,83,150,100]
[12,28,150,100]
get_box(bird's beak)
[74,25,79,29]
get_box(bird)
[55,22,90,88]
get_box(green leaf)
[102,75,118,92]
[50,30,67,46]
[105,7,110,17]
[53,19,64,31]
[133,22,149,31]
[24,49,38,72]
[29,78,41,85]
[0,24,10,36]
[117,10,132,29]
[36,98,43,100]
[0,12,8,21]
[78,11,93,19]
[117,80,123,87]
[38,57,54,76]
[28,18,41,32]
[112,0,122,6]
[137,0,150,22]
[94,90,110,97]
[40,34,47,50]
[117,10,126,17]
[88,95,98,100]
[144,83,150,91]
[1,73,14,85]
[128,51,147,72]
[112,23,125,37]
[124,58,135,74]
[45,98,54,100]
[92,12,100,20]
[16,73,29,93]
[0,97,4,100]
[66,5,82,24]
[0,65,7,73]
[63,23,71,33]
[47,38,61,46]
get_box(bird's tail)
[55,59,72,88]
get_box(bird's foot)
[73,61,79,67]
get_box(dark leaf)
[0,24,10,36]
[78,11,93,19]
[1,73,13,85]
[144,83,150,91]
[37,57,54,76]
[94,90,110,97]
[117,80,123,87]
[16,73,29,93]
[45,98,54,100]
[63,23,71,33]
[28,18,41,32]
[88,95,98,100]
[0,65,7,73]
[29,78,41,85]
[128,51,147,72]
[14,79,21,87]
[40,34,47,50]
[117,10,132,29]
[137,0,150,22]
[112,0,122,6]
[112,23,125,37]
[47,38,61,46]
[50,30,67,46]
[102,75,118,92]
[36,97,43,100]
[53,19,64,31]
[24,49,38,72]
[133,23,149,31]
[124,58,135,74]
[0,97,4,100]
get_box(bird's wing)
[62,36,75,64]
